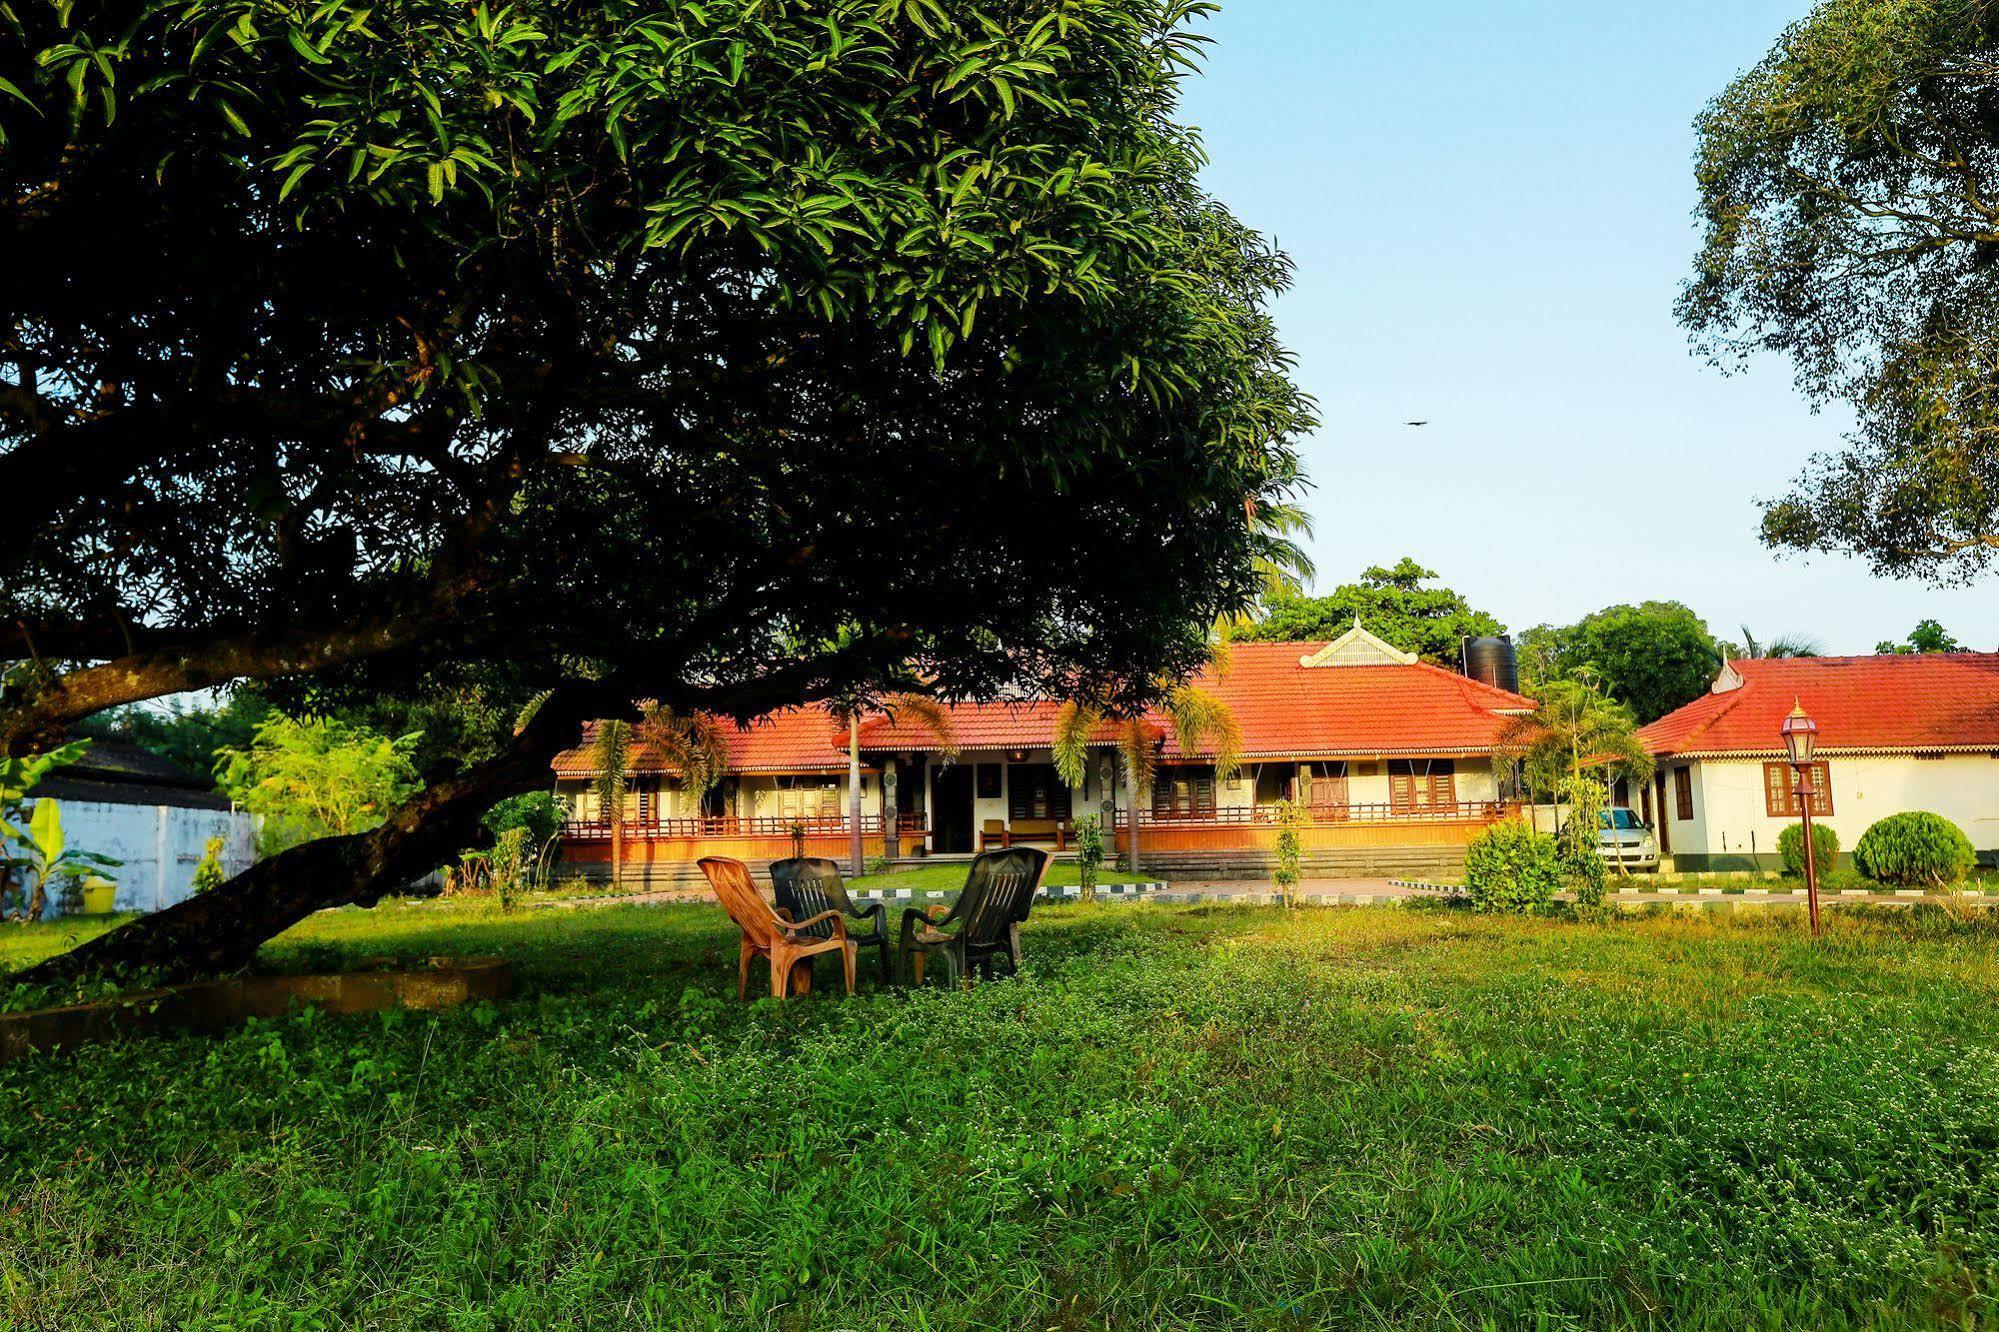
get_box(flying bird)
[1404,420,1428,427]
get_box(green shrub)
[1853,812,1976,887]
[1777,822,1839,879]
[1464,820,1560,914]
[1072,813,1106,903]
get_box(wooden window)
[1008,765,1073,822]
[975,765,1003,800]
[1763,762,1832,818]
[777,776,841,822]
[1153,767,1216,819]
[1673,767,1693,821]
[1388,759,1457,813]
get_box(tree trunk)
[1124,754,1142,876]
[849,713,864,876]
[610,810,624,891]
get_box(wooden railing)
[1115,801,1506,829]
[563,812,929,842]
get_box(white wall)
[27,799,256,916]
[1678,754,1999,859]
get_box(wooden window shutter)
[1674,767,1693,821]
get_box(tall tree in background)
[588,719,633,889]
[1877,619,1969,654]
[1683,1,1999,582]
[1519,602,1720,724]
[1237,559,1503,663]
[3,0,1311,984]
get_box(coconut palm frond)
[513,688,554,735]
[881,692,960,762]
[1052,700,1100,789]
[1166,684,1242,785]
[589,718,632,809]
[1117,717,1158,799]
[1248,498,1316,599]
[636,704,730,800]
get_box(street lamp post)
[1781,700,1822,938]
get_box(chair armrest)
[773,906,796,923]
[784,909,848,940]
[900,905,952,937]
[852,901,888,930]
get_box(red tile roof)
[1638,654,1999,757]
[552,642,1536,777]
[552,708,855,777]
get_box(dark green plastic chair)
[770,857,892,986]
[899,847,1050,987]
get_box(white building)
[26,742,256,915]
[1636,655,1999,872]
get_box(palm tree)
[832,693,960,874]
[1052,685,1243,875]
[589,719,632,888]
[633,703,731,815]
[1493,670,1655,798]
[1736,626,1824,659]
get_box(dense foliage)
[1779,820,1841,880]
[1878,619,1971,655]
[1,0,1308,979]
[1518,601,1720,723]
[1462,820,1559,913]
[17,902,1998,1327]
[1238,558,1503,661]
[1854,811,1977,887]
[216,716,423,855]
[1684,0,1999,582]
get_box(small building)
[26,742,257,914]
[553,627,1538,885]
[1636,654,1999,871]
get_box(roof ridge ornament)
[1298,617,1419,668]
[1712,659,1745,694]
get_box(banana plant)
[6,798,121,921]
[0,739,91,843]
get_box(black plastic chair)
[899,847,1050,987]
[769,857,892,986]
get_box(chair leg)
[842,942,856,996]
[770,945,790,999]
[738,938,753,1001]
[876,939,893,987]
[912,951,928,987]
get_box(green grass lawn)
[9,900,1999,1328]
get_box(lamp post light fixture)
[1780,699,1823,937]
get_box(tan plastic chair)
[698,856,856,999]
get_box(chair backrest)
[698,857,782,948]
[769,857,847,938]
[956,847,1050,946]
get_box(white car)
[1596,807,1659,871]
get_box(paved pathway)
[523,877,1997,911]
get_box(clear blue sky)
[1178,1,1992,654]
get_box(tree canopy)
[1519,602,1719,725]
[1235,559,1503,663]
[1682,0,1999,582]
[1877,618,1970,654]
[2,0,1309,982]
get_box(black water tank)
[1463,636,1520,695]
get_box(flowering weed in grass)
[6,903,1999,1327]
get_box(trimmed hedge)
[1464,820,1560,914]
[1777,822,1839,879]
[1853,812,1976,888]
